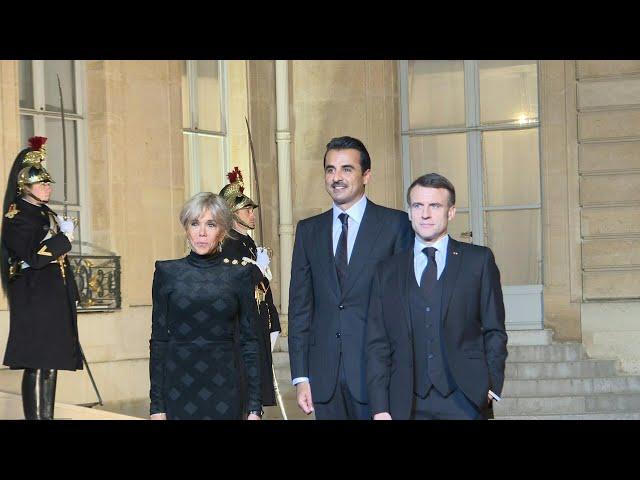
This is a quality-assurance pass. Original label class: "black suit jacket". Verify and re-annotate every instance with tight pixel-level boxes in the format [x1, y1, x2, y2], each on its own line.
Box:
[288, 199, 413, 403]
[366, 237, 508, 419]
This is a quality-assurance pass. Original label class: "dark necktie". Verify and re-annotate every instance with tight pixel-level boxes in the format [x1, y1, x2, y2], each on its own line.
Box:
[420, 247, 437, 294]
[335, 213, 349, 290]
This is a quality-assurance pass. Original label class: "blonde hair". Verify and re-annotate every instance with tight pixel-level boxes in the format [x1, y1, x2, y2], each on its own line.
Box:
[179, 192, 232, 239]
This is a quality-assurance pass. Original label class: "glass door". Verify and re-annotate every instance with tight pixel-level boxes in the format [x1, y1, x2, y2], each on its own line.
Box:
[401, 60, 543, 330]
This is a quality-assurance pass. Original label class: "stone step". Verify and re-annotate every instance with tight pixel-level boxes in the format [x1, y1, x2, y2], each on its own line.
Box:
[273, 367, 293, 386]
[273, 336, 288, 353]
[495, 412, 640, 420]
[493, 392, 640, 416]
[505, 359, 618, 379]
[507, 343, 585, 363]
[503, 376, 640, 397]
[272, 352, 291, 369]
[586, 393, 640, 412]
[507, 329, 553, 346]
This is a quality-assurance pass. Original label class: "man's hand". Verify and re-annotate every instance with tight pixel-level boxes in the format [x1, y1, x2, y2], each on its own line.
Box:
[373, 412, 392, 420]
[296, 381, 314, 415]
[247, 413, 262, 420]
[150, 413, 167, 420]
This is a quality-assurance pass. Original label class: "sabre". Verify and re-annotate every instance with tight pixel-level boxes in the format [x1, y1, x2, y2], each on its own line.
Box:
[245, 117, 288, 420]
[57, 74, 103, 407]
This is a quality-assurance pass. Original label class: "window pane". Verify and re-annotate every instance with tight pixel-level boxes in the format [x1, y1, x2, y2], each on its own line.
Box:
[408, 60, 465, 129]
[196, 61, 222, 132]
[45, 118, 79, 205]
[479, 60, 538, 125]
[44, 60, 76, 113]
[409, 133, 468, 208]
[448, 212, 471, 244]
[198, 136, 224, 193]
[19, 60, 34, 109]
[20, 115, 34, 148]
[181, 61, 191, 128]
[482, 129, 540, 207]
[485, 209, 541, 285]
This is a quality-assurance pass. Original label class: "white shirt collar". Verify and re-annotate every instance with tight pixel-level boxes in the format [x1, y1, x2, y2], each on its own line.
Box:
[414, 233, 449, 256]
[332, 194, 368, 225]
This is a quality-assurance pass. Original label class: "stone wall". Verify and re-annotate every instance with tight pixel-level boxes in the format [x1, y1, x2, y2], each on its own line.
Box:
[573, 61, 640, 372]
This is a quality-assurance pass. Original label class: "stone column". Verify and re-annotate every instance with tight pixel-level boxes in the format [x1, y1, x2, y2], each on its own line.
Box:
[276, 60, 293, 335]
[0, 61, 20, 312]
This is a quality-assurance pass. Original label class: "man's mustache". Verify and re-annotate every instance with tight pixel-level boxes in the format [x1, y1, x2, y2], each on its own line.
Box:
[331, 182, 347, 188]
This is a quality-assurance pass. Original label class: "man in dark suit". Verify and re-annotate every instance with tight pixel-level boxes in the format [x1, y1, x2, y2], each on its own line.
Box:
[366, 173, 508, 420]
[288, 136, 413, 420]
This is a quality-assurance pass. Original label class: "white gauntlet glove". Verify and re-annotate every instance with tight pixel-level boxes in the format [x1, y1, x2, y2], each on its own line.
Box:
[242, 247, 273, 281]
[56, 215, 75, 242]
[270, 331, 280, 352]
[255, 247, 273, 281]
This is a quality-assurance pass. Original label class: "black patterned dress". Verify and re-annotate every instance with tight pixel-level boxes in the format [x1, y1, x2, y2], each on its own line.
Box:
[149, 250, 261, 420]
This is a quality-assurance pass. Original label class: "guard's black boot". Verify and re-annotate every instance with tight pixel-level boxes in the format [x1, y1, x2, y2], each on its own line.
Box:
[21, 369, 58, 419]
[39, 369, 57, 420]
[21, 368, 39, 420]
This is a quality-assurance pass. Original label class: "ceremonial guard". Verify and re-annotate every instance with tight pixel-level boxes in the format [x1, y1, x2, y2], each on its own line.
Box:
[220, 167, 281, 408]
[1, 136, 81, 420]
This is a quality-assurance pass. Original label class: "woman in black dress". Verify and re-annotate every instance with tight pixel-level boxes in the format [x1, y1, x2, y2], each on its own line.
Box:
[149, 192, 262, 420]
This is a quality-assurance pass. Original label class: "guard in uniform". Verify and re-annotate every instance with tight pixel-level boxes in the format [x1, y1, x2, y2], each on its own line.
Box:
[1, 136, 81, 420]
[220, 167, 281, 407]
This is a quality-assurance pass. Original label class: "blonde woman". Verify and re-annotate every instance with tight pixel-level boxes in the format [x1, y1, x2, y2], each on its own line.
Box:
[149, 192, 262, 420]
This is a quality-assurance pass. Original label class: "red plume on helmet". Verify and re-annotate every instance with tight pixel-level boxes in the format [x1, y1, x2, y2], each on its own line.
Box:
[227, 167, 244, 193]
[28, 136, 47, 152]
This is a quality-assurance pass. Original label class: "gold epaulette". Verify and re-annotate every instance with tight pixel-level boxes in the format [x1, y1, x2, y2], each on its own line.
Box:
[4, 203, 19, 219]
[223, 258, 248, 266]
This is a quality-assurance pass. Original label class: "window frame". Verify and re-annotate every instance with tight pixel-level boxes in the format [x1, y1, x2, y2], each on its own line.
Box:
[400, 60, 542, 245]
[18, 60, 90, 253]
[182, 60, 230, 196]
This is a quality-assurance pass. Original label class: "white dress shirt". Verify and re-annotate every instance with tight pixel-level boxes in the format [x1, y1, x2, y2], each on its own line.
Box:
[413, 234, 449, 286]
[332, 194, 368, 263]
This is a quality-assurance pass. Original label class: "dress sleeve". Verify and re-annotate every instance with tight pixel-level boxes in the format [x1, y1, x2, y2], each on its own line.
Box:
[237, 266, 262, 412]
[149, 262, 170, 415]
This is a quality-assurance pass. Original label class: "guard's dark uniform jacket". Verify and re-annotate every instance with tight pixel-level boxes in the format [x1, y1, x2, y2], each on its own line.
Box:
[2, 198, 82, 371]
[223, 230, 280, 406]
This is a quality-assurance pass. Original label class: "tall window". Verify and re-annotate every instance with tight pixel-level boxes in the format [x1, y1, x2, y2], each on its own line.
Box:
[181, 61, 228, 196]
[19, 60, 86, 253]
[401, 60, 542, 329]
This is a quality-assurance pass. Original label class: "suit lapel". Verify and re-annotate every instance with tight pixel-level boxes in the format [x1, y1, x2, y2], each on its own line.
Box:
[440, 237, 463, 323]
[318, 209, 340, 300]
[340, 201, 384, 299]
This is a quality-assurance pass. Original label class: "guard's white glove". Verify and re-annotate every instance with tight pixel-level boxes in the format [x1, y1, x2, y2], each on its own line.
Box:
[56, 215, 75, 242]
[255, 247, 272, 281]
[270, 331, 280, 352]
[56, 215, 75, 233]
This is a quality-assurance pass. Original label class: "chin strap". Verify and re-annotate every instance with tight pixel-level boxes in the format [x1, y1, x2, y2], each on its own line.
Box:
[24, 191, 48, 204]
[233, 213, 254, 231]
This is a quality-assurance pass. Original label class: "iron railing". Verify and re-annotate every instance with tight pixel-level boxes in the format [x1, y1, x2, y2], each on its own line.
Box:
[68, 254, 121, 312]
